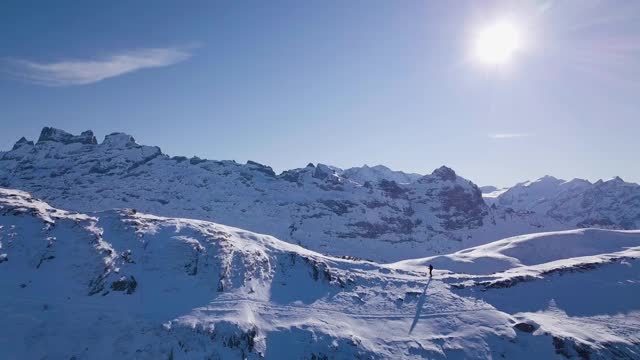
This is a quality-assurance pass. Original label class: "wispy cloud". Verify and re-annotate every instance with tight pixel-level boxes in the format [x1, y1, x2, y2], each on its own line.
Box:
[2, 47, 193, 86]
[488, 133, 531, 139]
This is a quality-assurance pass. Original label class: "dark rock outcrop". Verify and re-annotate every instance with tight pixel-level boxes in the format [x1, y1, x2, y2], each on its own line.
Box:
[430, 166, 457, 182]
[378, 179, 408, 199]
[12, 137, 34, 150]
[514, 322, 536, 333]
[438, 184, 486, 230]
[37, 127, 97, 145]
[111, 275, 138, 294]
[102, 132, 137, 148]
[246, 160, 276, 177]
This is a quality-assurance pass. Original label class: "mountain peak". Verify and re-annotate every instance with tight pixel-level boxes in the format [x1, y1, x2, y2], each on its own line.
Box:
[593, 176, 625, 186]
[11, 136, 34, 150]
[313, 163, 338, 180]
[102, 132, 137, 148]
[370, 164, 391, 171]
[606, 176, 625, 184]
[535, 175, 562, 183]
[37, 127, 97, 145]
[431, 165, 457, 181]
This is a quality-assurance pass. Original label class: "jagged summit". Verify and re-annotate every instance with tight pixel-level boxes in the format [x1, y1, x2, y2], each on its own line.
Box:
[246, 160, 276, 177]
[606, 176, 625, 184]
[11, 136, 34, 150]
[312, 163, 339, 180]
[561, 178, 591, 186]
[430, 165, 457, 181]
[26, 127, 143, 149]
[537, 174, 560, 181]
[415, 165, 458, 184]
[37, 127, 97, 145]
[102, 132, 138, 148]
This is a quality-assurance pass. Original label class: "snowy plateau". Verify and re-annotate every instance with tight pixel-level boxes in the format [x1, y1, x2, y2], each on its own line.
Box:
[0, 127, 639, 359]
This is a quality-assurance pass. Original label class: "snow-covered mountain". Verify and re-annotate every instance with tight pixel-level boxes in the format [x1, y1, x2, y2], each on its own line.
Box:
[340, 165, 422, 185]
[2, 188, 639, 359]
[0, 127, 557, 261]
[496, 175, 640, 229]
[496, 176, 587, 211]
[1, 127, 638, 261]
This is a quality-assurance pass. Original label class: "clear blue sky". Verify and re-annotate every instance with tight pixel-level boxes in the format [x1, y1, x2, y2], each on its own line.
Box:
[1, 0, 639, 187]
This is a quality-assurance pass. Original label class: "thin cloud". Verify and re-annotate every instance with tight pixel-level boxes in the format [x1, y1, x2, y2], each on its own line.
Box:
[2, 47, 193, 86]
[488, 133, 531, 139]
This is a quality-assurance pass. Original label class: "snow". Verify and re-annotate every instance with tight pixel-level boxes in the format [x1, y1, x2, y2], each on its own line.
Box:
[2, 128, 568, 262]
[2, 128, 639, 263]
[341, 164, 422, 185]
[101, 132, 138, 148]
[481, 188, 509, 203]
[394, 228, 640, 274]
[1, 188, 639, 359]
[1, 128, 640, 358]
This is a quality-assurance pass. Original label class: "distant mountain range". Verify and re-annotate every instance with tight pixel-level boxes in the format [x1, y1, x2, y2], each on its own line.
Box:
[1, 127, 639, 261]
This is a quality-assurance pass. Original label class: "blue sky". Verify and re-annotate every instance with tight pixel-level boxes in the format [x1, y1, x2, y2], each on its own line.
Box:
[1, 0, 639, 187]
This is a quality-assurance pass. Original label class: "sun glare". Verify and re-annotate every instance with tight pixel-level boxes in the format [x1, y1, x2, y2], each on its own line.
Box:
[474, 21, 521, 65]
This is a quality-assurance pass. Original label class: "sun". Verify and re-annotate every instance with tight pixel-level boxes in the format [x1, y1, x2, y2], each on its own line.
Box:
[473, 21, 521, 65]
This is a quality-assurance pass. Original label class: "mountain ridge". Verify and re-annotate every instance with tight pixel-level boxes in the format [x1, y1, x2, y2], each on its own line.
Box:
[1, 127, 639, 261]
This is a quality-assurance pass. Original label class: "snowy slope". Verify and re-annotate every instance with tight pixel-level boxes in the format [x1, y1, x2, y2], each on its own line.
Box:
[496, 175, 640, 229]
[393, 228, 640, 358]
[496, 176, 591, 212]
[480, 186, 509, 205]
[0, 127, 560, 262]
[2, 188, 639, 359]
[395, 228, 640, 275]
[497, 176, 566, 207]
[341, 165, 422, 185]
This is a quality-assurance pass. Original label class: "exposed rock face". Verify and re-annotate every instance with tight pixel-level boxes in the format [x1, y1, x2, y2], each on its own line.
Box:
[312, 164, 338, 181]
[102, 132, 137, 148]
[429, 165, 457, 182]
[378, 179, 408, 199]
[514, 322, 536, 333]
[437, 184, 485, 230]
[37, 127, 97, 145]
[246, 160, 276, 177]
[111, 275, 138, 294]
[12, 137, 34, 150]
